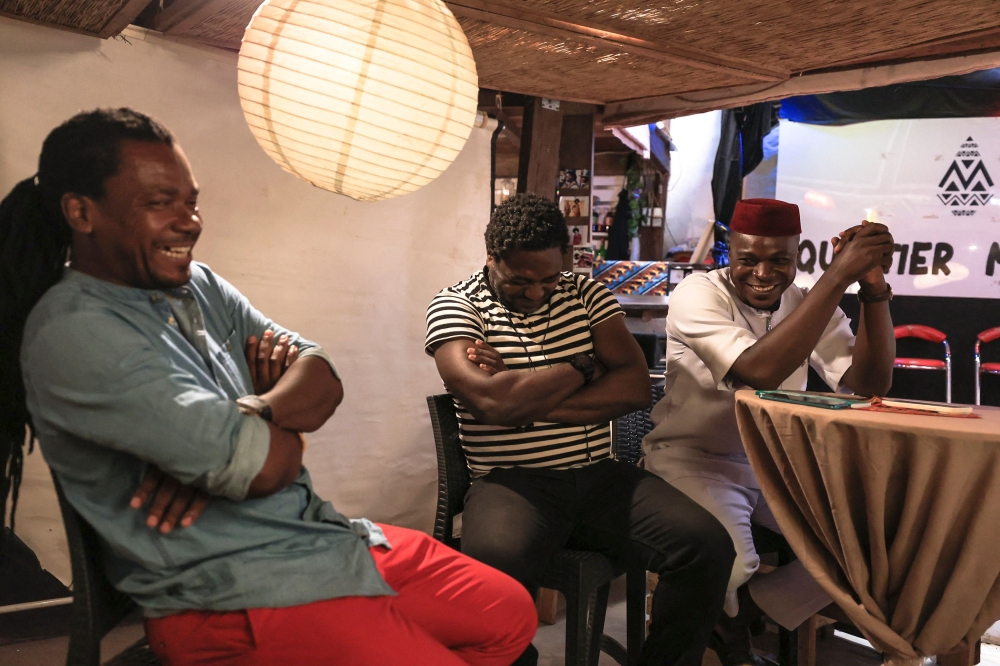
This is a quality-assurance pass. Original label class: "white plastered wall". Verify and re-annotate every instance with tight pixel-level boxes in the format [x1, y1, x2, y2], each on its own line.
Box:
[0, 16, 491, 585]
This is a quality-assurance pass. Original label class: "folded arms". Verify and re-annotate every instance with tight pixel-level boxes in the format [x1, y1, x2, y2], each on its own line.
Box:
[430, 313, 651, 428]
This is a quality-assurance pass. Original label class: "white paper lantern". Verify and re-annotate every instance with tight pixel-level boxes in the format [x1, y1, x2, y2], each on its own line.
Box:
[237, 0, 479, 201]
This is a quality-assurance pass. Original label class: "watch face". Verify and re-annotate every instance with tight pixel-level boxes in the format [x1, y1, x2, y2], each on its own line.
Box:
[571, 354, 595, 382]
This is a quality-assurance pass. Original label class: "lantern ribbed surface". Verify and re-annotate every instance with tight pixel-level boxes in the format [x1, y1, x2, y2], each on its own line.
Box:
[238, 0, 479, 201]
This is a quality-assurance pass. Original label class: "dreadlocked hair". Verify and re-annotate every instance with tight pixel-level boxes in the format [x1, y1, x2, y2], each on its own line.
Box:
[485, 193, 569, 261]
[0, 108, 173, 536]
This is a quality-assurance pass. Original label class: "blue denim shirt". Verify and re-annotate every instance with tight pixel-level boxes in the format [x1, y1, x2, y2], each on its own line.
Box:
[21, 263, 394, 616]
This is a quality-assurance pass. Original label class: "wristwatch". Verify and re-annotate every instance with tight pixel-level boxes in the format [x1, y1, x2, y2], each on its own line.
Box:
[857, 282, 893, 303]
[236, 395, 273, 422]
[569, 353, 596, 384]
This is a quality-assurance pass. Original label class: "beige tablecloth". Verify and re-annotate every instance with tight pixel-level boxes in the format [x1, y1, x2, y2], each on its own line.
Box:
[734, 391, 1000, 660]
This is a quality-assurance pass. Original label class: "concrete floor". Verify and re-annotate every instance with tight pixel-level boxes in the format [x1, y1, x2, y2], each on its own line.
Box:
[3, 577, 1000, 665]
[533, 576, 1000, 666]
[0, 618, 144, 666]
[533, 576, 885, 666]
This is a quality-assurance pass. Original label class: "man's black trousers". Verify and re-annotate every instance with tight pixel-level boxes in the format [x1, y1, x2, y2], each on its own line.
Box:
[461, 459, 735, 666]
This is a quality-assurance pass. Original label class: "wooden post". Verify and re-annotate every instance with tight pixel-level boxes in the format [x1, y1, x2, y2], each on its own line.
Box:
[797, 615, 820, 666]
[517, 96, 563, 199]
[558, 104, 595, 272]
[536, 588, 560, 625]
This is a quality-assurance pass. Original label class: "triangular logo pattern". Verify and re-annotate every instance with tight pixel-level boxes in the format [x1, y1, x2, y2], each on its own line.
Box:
[938, 137, 993, 216]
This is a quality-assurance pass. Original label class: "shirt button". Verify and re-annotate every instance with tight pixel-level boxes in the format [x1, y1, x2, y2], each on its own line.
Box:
[150, 294, 162, 303]
[167, 316, 177, 326]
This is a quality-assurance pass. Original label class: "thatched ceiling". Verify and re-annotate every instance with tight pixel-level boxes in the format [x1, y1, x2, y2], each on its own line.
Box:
[5, 0, 1000, 111]
[0, 0, 151, 37]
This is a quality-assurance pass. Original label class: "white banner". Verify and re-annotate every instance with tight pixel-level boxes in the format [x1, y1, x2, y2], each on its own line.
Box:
[776, 118, 1000, 299]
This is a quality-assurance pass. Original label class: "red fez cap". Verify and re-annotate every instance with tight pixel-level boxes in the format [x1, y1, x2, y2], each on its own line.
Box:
[730, 199, 801, 236]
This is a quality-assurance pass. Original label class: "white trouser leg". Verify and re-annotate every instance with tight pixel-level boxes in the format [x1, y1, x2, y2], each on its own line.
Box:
[746, 495, 831, 631]
[665, 476, 759, 619]
[665, 475, 831, 629]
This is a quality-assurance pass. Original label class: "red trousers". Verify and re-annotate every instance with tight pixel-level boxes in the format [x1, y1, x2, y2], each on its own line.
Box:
[145, 524, 537, 665]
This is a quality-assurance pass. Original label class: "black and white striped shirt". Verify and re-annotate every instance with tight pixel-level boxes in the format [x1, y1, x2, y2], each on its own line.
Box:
[425, 269, 624, 476]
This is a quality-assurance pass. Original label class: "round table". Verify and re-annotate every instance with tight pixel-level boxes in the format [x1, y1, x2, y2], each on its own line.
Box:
[734, 390, 1000, 663]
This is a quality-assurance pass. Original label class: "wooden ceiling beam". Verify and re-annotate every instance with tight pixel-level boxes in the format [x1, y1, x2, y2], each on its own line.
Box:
[478, 88, 528, 110]
[153, 0, 247, 38]
[500, 126, 521, 147]
[812, 24, 1000, 72]
[153, 0, 200, 32]
[98, 0, 154, 38]
[496, 109, 521, 147]
[446, 0, 788, 83]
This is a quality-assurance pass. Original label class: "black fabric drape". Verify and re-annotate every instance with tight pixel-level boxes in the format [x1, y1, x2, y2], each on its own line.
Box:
[605, 188, 633, 260]
[739, 104, 774, 177]
[780, 68, 1000, 125]
[710, 102, 776, 226]
[711, 110, 742, 227]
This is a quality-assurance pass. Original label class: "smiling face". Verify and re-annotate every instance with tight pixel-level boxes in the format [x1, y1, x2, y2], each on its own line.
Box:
[66, 140, 202, 290]
[486, 247, 565, 314]
[729, 232, 799, 310]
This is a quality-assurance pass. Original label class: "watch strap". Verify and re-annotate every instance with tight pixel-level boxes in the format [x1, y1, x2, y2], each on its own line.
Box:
[858, 283, 893, 303]
[236, 395, 273, 421]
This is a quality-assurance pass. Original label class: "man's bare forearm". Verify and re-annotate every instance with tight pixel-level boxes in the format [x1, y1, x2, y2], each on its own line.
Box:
[543, 368, 651, 425]
[451, 363, 585, 426]
[843, 300, 895, 396]
[260, 356, 343, 432]
[246, 422, 304, 498]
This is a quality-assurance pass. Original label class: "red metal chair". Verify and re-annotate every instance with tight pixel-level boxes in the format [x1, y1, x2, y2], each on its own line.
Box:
[893, 325, 952, 403]
[975, 326, 1000, 405]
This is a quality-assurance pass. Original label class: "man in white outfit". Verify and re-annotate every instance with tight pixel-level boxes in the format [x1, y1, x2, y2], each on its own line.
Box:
[643, 199, 896, 666]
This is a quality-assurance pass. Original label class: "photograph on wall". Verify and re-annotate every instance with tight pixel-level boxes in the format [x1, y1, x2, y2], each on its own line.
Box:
[494, 178, 517, 207]
[559, 168, 591, 190]
[568, 223, 588, 246]
[560, 195, 589, 219]
[573, 245, 595, 270]
[592, 204, 614, 233]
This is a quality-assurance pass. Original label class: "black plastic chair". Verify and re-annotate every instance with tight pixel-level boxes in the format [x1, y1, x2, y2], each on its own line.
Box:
[428, 394, 648, 666]
[51, 474, 160, 666]
[610, 382, 665, 465]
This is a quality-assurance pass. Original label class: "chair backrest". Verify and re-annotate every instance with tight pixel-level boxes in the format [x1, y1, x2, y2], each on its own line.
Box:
[894, 324, 947, 344]
[427, 395, 471, 548]
[631, 333, 664, 369]
[978, 327, 1000, 345]
[427, 384, 666, 546]
[427, 385, 663, 548]
[51, 474, 137, 666]
[612, 383, 665, 465]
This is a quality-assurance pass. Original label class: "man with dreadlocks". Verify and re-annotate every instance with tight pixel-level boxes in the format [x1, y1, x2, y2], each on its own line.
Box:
[3, 108, 536, 665]
[424, 193, 736, 666]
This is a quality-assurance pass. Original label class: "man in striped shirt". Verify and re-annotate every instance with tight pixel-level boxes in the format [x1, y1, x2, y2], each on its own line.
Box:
[425, 194, 735, 666]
